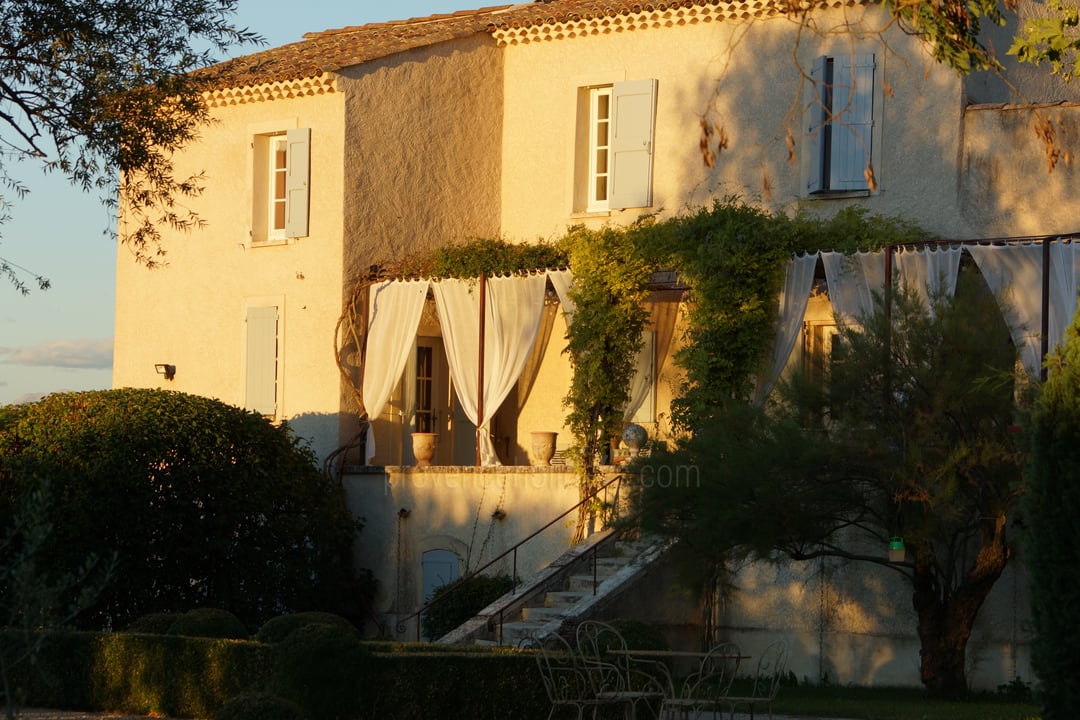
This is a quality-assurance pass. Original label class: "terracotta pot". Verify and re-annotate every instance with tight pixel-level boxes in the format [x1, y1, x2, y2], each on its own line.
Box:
[529, 431, 558, 466]
[411, 432, 438, 467]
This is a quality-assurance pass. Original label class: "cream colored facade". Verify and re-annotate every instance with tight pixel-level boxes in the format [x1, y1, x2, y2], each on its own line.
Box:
[112, 0, 1077, 690]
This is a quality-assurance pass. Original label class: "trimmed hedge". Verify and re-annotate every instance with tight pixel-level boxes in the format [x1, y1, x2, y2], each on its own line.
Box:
[255, 611, 359, 644]
[8, 629, 548, 719]
[167, 608, 250, 639]
[5, 629, 272, 718]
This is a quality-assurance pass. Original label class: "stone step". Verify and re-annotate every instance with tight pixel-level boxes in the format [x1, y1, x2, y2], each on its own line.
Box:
[497, 620, 548, 647]
[545, 590, 588, 607]
[520, 605, 567, 622]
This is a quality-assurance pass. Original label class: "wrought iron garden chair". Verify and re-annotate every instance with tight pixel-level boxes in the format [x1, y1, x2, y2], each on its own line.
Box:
[534, 632, 628, 720]
[722, 639, 788, 720]
[659, 641, 742, 720]
[574, 620, 669, 720]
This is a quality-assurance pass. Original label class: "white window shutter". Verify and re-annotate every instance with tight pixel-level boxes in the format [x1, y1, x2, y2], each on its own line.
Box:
[830, 54, 874, 191]
[285, 128, 310, 238]
[246, 306, 279, 416]
[609, 79, 657, 210]
[807, 56, 829, 194]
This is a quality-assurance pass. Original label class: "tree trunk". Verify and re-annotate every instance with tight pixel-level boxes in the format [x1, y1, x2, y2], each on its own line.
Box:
[912, 514, 1011, 696]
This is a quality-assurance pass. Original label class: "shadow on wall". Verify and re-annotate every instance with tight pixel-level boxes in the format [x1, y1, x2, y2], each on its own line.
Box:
[284, 410, 353, 469]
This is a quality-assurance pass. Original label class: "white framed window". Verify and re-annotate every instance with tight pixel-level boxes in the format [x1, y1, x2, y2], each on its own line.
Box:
[251, 128, 310, 244]
[578, 79, 658, 213]
[245, 305, 280, 417]
[807, 54, 876, 195]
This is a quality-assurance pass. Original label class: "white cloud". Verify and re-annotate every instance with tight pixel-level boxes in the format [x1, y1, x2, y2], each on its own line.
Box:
[0, 338, 113, 369]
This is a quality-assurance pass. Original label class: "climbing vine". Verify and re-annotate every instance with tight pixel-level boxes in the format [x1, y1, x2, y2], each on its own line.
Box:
[333, 202, 931, 488]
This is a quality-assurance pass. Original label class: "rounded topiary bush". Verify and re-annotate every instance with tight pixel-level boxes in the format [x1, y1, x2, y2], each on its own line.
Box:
[167, 608, 249, 639]
[271, 623, 370, 720]
[124, 612, 181, 634]
[217, 692, 307, 720]
[256, 611, 359, 644]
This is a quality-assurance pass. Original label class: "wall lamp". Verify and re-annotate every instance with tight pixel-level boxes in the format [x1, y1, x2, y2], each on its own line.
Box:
[154, 363, 176, 381]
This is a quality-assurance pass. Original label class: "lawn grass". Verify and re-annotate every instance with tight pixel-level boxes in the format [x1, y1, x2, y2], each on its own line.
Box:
[770, 685, 1041, 720]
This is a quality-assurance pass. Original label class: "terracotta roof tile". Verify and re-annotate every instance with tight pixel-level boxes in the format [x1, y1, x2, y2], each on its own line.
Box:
[200, 0, 831, 91]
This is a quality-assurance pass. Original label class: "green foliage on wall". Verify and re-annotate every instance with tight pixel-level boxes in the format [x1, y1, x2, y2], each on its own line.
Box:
[399, 237, 570, 278]
[560, 222, 654, 487]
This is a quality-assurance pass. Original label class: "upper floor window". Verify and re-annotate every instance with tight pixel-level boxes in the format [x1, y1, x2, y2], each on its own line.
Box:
[807, 54, 876, 195]
[576, 79, 658, 213]
[251, 128, 310, 244]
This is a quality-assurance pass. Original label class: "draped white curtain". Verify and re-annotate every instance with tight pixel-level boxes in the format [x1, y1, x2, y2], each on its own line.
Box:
[1049, 241, 1080, 355]
[755, 253, 819, 404]
[967, 243, 1045, 377]
[547, 269, 576, 321]
[431, 274, 548, 466]
[969, 241, 1080, 377]
[362, 279, 430, 463]
[894, 245, 963, 315]
[821, 250, 883, 323]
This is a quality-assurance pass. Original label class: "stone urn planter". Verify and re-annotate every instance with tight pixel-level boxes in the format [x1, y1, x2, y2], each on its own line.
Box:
[411, 432, 438, 467]
[529, 431, 558, 466]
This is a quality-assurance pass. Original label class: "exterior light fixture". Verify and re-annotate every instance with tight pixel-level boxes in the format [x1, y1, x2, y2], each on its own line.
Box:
[154, 363, 176, 381]
[888, 536, 906, 563]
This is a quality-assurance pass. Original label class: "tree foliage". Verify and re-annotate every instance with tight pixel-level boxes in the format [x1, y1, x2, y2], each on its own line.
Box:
[634, 268, 1025, 696]
[0, 389, 371, 631]
[1023, 310, 1080, 719]
[0, 0, 259, 289]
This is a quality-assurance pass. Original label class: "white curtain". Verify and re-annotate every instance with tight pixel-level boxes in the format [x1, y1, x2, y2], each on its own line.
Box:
[755, 253, 819, 404]
[822, 250, 885, 323]
[432, 274, 548, 465]
[894, 245, 963, 314]
[361, 279, 430, 463]
[1049, 240, 1080, 355]
[967, 243, 1045, 377]
[547, 269, 576, 322]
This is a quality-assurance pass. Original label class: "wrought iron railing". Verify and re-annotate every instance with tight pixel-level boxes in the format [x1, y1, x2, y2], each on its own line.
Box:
[396, 472, 627, 642]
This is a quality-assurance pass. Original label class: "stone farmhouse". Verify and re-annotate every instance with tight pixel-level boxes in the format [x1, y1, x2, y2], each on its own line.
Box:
[112, 0, 1080, 689]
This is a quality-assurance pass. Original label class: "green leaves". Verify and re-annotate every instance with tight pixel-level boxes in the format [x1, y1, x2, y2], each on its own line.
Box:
[1010, 0, 1080, 81]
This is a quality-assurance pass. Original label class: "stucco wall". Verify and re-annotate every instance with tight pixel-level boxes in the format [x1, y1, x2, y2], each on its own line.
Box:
[344, 465, 588, 639]
[961, 102, 1080, 237]
[113, 90, 347, 460]
[339, 33, 503, 277]
[720, 545, 1031, 690]
[498, 5, 973, 242]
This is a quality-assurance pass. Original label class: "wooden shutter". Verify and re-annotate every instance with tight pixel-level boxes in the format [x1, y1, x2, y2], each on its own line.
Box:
[609, 79, 657, 210]
[285, 128, 310, 238]
[245, 306, 279, 416]
[830, 54, 874, 191]
[806, 56, 829, 194]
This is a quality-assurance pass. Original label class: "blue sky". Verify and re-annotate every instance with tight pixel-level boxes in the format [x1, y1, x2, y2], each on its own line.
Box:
[0, 0, 474, 405]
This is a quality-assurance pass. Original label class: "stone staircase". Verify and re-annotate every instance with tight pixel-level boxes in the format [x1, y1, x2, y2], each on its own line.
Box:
[437, 529, 670, 646]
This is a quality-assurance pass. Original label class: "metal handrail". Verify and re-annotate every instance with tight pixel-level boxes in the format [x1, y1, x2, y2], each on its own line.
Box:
[397, 472, 626, 641]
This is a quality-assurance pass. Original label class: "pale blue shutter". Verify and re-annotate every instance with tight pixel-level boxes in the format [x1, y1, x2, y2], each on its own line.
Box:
[830, 54, 874, 191]
[609, 79, 657, 210]
[246, 306, 279, 416]
[807, 56, 829, 194]
[285, 128, 310, 238]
